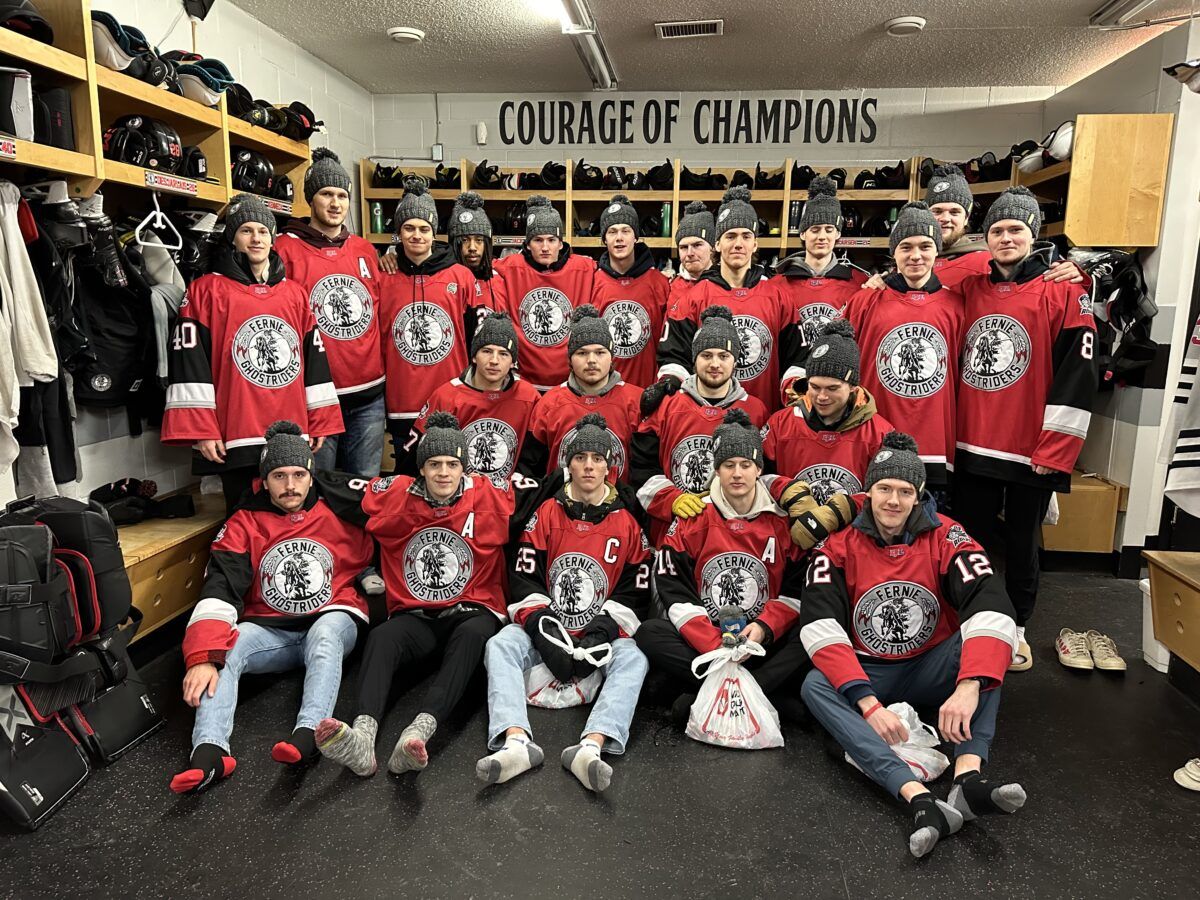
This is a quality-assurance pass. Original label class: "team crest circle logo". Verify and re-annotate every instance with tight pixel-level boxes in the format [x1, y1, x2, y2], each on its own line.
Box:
[603, 301, 651, 358]
[464, 418, 518, 487]
[458, 211, 474, 224]
[878, 323, 948, 399]
[557, 425, 626, 476]
[311, 274, 372, 341]
[393, 303, 454, 365]
[519, 287, 572, 347]
[548, 553, 609, 629]
[733, 315, 772, 380]
[233, 316, 302, 388]
[799, 303, 839, 345]
[798, 464, 862, 504]
[671, 434, 715, 493]
[963, 315, 1031, 391]
[853, 580, 941, 656]
[403, 528, 474, 602]
[700, 552, 769, 619]
[259, 539, 333, 615]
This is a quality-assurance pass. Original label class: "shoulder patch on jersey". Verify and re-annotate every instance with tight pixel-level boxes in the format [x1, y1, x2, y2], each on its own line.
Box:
[524, 511, 538, 532]
[666, 518, 680, 537]
[371, 475, 398, 493]
[946, 523, 971, 547]
[213, 523, 227, 543]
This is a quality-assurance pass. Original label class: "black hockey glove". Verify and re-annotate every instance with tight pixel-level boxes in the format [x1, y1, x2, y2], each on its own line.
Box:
[572, 613, 620, 677]
[524, 609, 577, 682]
[640, 375, 682, 418]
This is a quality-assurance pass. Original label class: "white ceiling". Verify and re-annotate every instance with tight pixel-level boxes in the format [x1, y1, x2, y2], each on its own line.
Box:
[230, 0, 1191, 93]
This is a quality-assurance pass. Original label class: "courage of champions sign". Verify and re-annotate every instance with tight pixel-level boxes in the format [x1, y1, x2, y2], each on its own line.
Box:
[498, 96, 880, 147]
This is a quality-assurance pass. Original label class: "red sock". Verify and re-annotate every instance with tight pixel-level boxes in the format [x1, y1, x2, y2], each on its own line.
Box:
[170, 744, 236, 794]
[271, 727, 316, 766]
[271, 742, 302, 764]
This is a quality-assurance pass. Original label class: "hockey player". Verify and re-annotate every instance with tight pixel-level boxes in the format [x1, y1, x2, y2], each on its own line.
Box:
[316, 413, 545, 777]
[667, 200, 716, 320]
[518, 306, 641, 482]
[162, 194, 342, 512]
[635, 409, 808, 718]
[275, 150, 386, 477]
[799, 432, 1025, 858]
[169, 422, 373, 794]
[590, 194, 669, 388]
[400, 312, 540, 487]
[656, 186, 795, 414]
[762, 320, 892, 503]
[477, 414, 651, 792]
[955, 187, 1098, 671]
[841, 202, 964, 491]
[632, 306, 768, 542]
[379, 179, 481, 450]
[494, 195, 596, 391]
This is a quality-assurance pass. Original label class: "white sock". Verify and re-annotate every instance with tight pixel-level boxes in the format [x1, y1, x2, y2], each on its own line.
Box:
[1016, 625, 1026, 645]
[475, 734, 544, 785]
[561, 738, 611, 793]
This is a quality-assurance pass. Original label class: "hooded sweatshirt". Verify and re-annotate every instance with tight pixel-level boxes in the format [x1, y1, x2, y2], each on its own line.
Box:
[590, 243, 670, 388]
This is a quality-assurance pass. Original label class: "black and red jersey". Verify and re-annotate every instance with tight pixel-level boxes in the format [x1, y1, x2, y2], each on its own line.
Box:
[274, 231, 385, 402]
[590, 246, 669, 389]
[800, 502, 1017, 697]
[494, 247, 597, 391]
[656, 498, 804, 654]
[519, 378, 642, 482]
[182, 487, 373, 669]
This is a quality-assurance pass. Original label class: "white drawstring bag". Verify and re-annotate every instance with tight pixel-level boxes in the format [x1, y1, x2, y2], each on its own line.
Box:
[523, 615, 610, 709]
[845, 702, 950, 782]
[686, 641, 783, 750]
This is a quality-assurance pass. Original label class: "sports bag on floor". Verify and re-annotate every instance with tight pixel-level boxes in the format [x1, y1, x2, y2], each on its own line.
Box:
[686, 641, 783, 751]
[66, 660, 162, 763]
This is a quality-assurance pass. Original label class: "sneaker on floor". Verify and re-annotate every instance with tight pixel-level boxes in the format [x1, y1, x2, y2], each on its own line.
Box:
[1085, 630, 1126, 672]
[1055, 628, 1093, 670]
[1174, 759, 1200, 791]
[669, 693, 696, 728]
[1009, 639, 1034, 672]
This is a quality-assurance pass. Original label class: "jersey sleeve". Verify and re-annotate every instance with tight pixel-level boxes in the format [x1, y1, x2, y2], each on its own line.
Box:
[799, 542, 873, 701]
[1032, 286, 1098, 474]
[516, 395, 552, 478]
[756, 552, 805, 640]
[183, 513, 253, 669]
[162, 299, 220, 444]
[314, 470, 370, 528]
[657, 522, 721, 653]
[508, 501, 552, 624]
[302, 310, 343, 437]
[632, 417, 678, 524]
[605, 523, 651, 636]
[657, 288, 698, 383]
[938, 525, 1018, 688]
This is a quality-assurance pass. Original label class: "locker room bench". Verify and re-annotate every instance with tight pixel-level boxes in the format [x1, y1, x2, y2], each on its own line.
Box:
[118, 489, 226, 643]
[1142, 551, 1200, 673]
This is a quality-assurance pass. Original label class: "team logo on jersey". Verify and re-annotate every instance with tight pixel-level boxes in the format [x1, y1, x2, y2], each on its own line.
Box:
[962, 315, 1031, 391]
[446, 282, 458, 295]
[798, 303, 839, 345]
[310, 273, 372, 341]
[557, 425, 626, 476]
[603, 301, 652, 358]
[403, 528, 474, 602]
[392, 303, 454, 365]
[371, 475, 397, 493]
[548, 552, 609, 629]
[853, 580, 941, 656]
[232, 316, 302, 388]
[523, 512, 538, 532]
[1077, 293, 1092, 318]
[671, 434, 715, 493]
[519, 287, 572, 346]
[259, 539, 334, 615]
[946, 523, 971, 547]
[877, 322, 948, 399]
[700, 552, 769, 620]
[464, 418, 518, 487]
[732, 315, 772, 380]
[797, 464, 861, 504]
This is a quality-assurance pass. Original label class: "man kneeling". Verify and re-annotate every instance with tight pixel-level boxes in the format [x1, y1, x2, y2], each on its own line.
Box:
[171, 422, 373, 793]
[799, 431, 1025, 858]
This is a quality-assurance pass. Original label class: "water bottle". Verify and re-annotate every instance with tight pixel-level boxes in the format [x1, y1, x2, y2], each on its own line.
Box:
[370, 201, 384, 234]
[718, 603, 748, 646]
[661, 201, 672, 237]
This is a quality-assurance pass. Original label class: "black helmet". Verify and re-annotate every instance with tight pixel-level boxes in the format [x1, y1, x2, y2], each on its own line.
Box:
[432, 163, 461, 189]
[755, 164, 784, 190]
[229, 145, 274, 194]
[873, 160, 908, 189]
[731, 169, 753, 189]
[541, 160, 566, 189]
[602, 165, 628, 191]
[826, 167, 847, 189]
[853, 169, 877, 190]
[472, 159, 503, 190]
[791, 163, 815, 190]
[272, 174, 294, 203]
[841, 206, 861, 237]
[102, 114, 183, 173]
[179, 145, 210, 181]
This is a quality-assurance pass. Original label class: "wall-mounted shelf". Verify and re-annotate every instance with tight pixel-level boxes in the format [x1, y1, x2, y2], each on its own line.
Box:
[0, 26, 87, 80]
[95, 66, 222, 128]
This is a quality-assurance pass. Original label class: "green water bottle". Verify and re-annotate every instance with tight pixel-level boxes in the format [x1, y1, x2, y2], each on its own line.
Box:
[661, 201, 671, 238]
[371, 202, 384, 234]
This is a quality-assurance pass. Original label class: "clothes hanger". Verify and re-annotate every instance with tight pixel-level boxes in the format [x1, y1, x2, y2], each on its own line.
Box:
[134, 191, 183, 251]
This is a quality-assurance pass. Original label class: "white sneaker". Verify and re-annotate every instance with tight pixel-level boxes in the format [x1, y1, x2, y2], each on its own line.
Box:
[1173, 759, 1200, 792]
[1085, 630, 1127, 671]
[1055, 628, 1093, 670]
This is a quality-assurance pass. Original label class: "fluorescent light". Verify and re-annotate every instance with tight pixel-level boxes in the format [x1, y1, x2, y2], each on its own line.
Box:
[1090, 1, 1161, 26]
[559, 0, 596, 35]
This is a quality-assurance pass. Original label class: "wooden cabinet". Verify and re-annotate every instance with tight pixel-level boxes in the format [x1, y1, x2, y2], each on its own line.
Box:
[1142, 551, 1200, 672]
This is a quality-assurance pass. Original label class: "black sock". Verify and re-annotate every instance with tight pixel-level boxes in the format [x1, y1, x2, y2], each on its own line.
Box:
[950, 770, 1027, 818]
[271, 727, 318, 765]
[290, 727, 316, 758]
[909, 794, 951, 836]
[171, 742, 236, 794]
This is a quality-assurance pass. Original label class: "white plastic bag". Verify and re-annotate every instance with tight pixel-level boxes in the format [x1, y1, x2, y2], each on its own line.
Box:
[845, 701, 950, 782]
[523, 615, 611, 709]
[685, 642, 783, 750]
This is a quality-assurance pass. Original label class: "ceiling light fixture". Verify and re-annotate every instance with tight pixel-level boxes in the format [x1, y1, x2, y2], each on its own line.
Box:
[1089, 1, 1161, 26]
[556, 0, 619, 91]
[884, 16, 927, 37]
[386, 26, 425, 44]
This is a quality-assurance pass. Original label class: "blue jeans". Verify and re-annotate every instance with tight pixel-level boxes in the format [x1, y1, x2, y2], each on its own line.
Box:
[192, 612, 358, 752]
[801, 634, 1001, 799]
[314, 393, 386, 477]
[483, 623, 649, 755]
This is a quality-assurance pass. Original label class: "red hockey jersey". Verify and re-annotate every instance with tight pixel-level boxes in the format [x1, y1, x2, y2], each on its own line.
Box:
[933, 249, 992, 289]
[494, 248, 597, 391]
[274, 232, 385, 400]
[762, 390, 893, 503]
[590, 247, 669, 389]
[777, 265, 867, 348]
[841, 277, 965, 484]
[182, 489, 373, 669]
[405, 370, 541, 488]
[162, 269, 343, 473]
[522, 378, 642, 481]
[380, 246, 481, 420]
[957, 258, 1097, 491]
[800, 504, 1017, 695]
[657, 498, 804, 653]
[666, 272, 706, 320]
[509, 488, 651, 638]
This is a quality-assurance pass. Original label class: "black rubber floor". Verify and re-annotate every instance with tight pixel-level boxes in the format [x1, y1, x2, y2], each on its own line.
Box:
[5, 570, 1198, 899]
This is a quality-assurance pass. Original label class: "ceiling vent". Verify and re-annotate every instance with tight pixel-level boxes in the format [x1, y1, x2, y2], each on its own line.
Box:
[655, 19, 724, 40]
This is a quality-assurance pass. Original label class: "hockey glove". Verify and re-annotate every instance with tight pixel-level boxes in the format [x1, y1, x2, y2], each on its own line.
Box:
[524, 609, 577, 682]
[672, 492, 707, 518]
[788, 490, 857, 550]
[640, 375, 682, 418]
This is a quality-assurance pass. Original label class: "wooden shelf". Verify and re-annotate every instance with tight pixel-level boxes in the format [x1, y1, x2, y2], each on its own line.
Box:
[95, 66, 221, 128]
[679, 190, 784, 202]
[572, 190, 675, 202]
[573, 236, 675, 248]
[1042, 221, 1065, 237]
[363, 188, 460, 201]
[471, 189, 567, 201]
[0, 27, 87, 80]
[227, 115, 311, 160]
[970, 179, 1012, 195]
[366, 232, 399, 244]
[1017, 158, 1072, 188]
[837, 189, 910, 201]
[103, 159, 228, 204]
[0, 138, 96, 178]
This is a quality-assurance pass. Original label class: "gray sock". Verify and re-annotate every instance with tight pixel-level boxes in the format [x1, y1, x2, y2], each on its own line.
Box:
[561, 739, 612, 793]
[908, 796, 964, 858]
[388, 713, 437, 775]
[315, 714, 378, 777]
[949, 771, 1028, 821]
[475, 734, 544, 785]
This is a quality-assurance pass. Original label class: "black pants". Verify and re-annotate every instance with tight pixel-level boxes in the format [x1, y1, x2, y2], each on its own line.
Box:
[356, 608, 500, 722]
[953, 470, 1052, 627]
[219, 468, 256, 516]
[634, 618, 811, 696]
